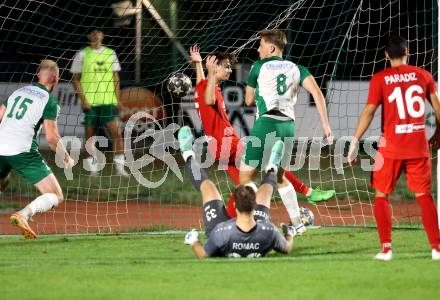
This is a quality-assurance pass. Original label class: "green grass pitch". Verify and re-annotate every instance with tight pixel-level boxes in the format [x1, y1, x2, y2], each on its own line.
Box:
[1, 228, 438, 300]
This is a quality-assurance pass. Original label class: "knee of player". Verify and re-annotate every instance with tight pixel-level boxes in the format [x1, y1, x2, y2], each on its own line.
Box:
[201, 180, 221, 203]
[54, 190, 64, 204]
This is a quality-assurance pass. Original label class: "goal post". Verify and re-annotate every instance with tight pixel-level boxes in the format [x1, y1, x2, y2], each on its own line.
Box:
[0, 0, 437, 235]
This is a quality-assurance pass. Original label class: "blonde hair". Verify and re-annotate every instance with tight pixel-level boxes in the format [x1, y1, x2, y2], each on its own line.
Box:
[38, 59, 59, 74]
[259, 29, 287, 51]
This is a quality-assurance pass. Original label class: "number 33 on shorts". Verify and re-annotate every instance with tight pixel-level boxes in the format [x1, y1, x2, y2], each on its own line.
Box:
[205, 208, 217, 222]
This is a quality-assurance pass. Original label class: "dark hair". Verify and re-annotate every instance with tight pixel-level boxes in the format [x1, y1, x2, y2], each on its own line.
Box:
[385, 35, 408, 59]
[259, 29, 287, 51]
[210, 51, 237, 65]
[233, 185, 256, 213]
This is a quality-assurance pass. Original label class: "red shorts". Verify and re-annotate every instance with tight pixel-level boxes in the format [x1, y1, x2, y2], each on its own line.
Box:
[371, 156, 431, 195]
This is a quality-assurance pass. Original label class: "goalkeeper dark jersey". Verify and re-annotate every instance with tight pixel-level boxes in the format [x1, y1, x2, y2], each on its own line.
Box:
[203, 219, 288, 258]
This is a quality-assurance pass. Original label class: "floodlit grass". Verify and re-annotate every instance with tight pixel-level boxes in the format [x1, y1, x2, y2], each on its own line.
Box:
[0, 228, 438, 300]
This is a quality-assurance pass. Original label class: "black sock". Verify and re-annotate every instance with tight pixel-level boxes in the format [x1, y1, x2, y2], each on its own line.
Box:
[185, 156, 208, 191]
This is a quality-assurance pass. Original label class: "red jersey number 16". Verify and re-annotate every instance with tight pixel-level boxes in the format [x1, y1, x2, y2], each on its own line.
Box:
[388, 84, 425, 119]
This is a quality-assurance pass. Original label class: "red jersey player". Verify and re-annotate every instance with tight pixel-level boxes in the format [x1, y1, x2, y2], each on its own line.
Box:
[189, 45, 335, 220]
[348, 35, 440, 261]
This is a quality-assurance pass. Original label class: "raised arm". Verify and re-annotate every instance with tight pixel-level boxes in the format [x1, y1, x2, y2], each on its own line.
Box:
[204, 55, 218, 105]
[302, 75, 332, 140]
[190, 45, 205, 85]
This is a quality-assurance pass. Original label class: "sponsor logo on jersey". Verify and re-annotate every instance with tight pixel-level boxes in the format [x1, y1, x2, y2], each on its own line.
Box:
[395, 123, 425, 134]
[265, 62, 293, 70]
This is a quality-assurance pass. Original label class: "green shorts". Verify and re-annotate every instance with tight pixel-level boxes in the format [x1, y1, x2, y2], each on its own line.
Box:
[83, 105, 119, 127]
[0, 151, 52, 184]
[243, 116, 295, 169]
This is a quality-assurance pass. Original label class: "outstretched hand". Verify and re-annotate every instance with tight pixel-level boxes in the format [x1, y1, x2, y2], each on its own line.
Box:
[64, 156, 75, 169]
[184, 229, 199, 245]
[281, 223, 296, 238]
[205, 55, 218, 74]
[323, 124, 334, 145]
[347, 138, 358, 166]
[190, 44, 202, 63]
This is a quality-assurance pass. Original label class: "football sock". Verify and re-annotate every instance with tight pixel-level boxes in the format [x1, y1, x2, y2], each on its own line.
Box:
[373, 197, 392, 248]
[284, 171, 309, 196]
[278, 182, 301, 226]
[226, 166, 240, 217]
[185, 156, 207, 191]
[415, 194, 440, 250]
[19, 193, 59, 221]
[226, 194, 237, 218]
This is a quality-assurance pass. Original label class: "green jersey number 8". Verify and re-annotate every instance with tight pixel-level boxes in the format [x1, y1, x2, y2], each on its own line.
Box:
[277, 74, 287, 95]
[6, 96, 34, 120]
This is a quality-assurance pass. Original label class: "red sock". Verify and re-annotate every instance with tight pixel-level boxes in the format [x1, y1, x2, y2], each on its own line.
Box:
[284, 171, 309, 195]
[226, 194, 237, 218]
[374, 197, 392, 251]
[226, 166, 240, 218]
[415, 194, 440, 250]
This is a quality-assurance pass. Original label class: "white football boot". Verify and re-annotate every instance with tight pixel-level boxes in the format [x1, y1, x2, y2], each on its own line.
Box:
[374, 250, 393, 261]
[432, 249, 440, 260]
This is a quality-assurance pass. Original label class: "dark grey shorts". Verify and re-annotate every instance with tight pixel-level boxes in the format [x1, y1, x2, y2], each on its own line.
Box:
[253, 204, 270, 222]
[203, 200, 229, 237]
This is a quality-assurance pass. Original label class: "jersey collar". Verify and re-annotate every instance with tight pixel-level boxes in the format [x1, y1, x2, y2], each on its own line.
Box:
[260, 56, 283, 63]
[236, 223, 258, 234]
[33, 82, 49, 92]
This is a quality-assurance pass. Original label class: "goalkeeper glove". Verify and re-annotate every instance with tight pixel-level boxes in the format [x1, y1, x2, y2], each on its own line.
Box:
[281, 223, 296, 238]
[184, 229, 199, 245]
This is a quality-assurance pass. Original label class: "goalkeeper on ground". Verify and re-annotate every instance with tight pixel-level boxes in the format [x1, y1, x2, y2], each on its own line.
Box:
[178, 126, 294, 258]
[189, 45, 334, 224]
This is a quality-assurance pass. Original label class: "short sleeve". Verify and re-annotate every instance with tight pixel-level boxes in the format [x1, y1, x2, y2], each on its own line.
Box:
[247, 61, 261, 88]
[272, 227, 288, 253]
[366, 74, 383, 106]
[203, 230, 225, 257]
[43, 96, 59, 121]
[112, 50, 121, 72]
[2, 98, 7, 107]
[70, 50, 84, 74]
[297, 65, 311, 85]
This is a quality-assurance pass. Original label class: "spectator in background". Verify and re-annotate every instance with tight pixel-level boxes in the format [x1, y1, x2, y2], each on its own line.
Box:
[70, 29, 128, 177]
